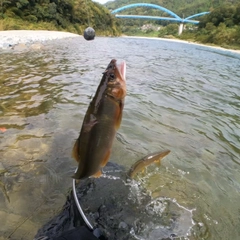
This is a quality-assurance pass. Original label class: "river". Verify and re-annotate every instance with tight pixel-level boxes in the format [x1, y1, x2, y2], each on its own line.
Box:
[0, 36, 240, 240]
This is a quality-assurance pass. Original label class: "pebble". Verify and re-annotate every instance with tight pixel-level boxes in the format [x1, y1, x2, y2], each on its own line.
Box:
[118, 221, 128, 229]
[0, 163, 7, 175]
[13, 43, 28, 51]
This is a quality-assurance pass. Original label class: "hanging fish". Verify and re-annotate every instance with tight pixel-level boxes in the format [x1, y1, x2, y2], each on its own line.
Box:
[72, 59, 126, 179]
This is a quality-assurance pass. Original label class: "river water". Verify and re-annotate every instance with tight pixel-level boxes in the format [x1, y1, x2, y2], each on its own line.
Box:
[0, 36, 240, 240]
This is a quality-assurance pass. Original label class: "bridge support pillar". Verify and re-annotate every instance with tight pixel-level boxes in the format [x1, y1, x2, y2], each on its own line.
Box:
[178, 23, 184, 35]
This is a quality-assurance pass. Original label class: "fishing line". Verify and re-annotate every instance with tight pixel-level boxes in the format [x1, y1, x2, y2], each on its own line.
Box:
[72, 168, 94, 230]
[83, 0, 95, 40]
[84, 0, 90, 27]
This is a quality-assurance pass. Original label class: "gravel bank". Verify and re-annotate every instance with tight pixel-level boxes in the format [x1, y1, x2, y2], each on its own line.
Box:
[123, 36, 240, 55]
[0, 30, 80, 49]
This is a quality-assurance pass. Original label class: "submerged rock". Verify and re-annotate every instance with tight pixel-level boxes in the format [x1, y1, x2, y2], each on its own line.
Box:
[35, 162, 194, 240]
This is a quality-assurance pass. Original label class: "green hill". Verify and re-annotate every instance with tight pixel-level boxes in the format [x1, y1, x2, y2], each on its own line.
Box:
[0, 0, 121, 36]
[106, 0, 240, 17]
[106, 0, 240, 49]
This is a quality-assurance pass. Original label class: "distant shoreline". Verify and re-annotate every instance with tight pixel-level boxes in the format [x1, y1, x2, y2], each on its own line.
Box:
[0, 30, 239, 55]
[122, 35, 240, 55]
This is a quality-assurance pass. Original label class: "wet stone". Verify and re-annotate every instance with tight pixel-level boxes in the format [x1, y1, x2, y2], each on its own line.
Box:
[35, 162, 194, 240]
[30, 43, 44, 50]
[13, 43, 28, 51]
[118, 221, 128, 229]
[0, 163, 7, 175]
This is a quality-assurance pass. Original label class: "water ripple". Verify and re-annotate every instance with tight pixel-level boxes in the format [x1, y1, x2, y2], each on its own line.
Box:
[0, 37, 240, 239]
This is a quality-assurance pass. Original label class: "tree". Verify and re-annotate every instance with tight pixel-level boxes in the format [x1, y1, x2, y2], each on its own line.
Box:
[0, 0, 11, 18]
[233, 3, 240, 24]
[16, 0, 29, 9]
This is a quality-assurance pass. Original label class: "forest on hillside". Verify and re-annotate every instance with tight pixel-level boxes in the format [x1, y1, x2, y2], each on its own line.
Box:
[180, 3, 240, 48]
[0, 0, 121, 35]
[106, 0, 240, 17]
[106, 0, 240, 49]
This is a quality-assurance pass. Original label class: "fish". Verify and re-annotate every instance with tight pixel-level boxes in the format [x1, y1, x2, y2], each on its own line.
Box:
[72, 59, 126, 179]
[127, 150, 171, 178]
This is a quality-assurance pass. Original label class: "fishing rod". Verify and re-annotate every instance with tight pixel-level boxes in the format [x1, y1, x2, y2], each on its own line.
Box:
[72, 168, 94, 230]
[72, 169, 107, 239]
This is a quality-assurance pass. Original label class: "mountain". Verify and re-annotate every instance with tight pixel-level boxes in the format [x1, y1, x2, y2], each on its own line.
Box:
[105, 0, 240, 49]
[0, 0, 121, 36]
[106, 0, 240, 17]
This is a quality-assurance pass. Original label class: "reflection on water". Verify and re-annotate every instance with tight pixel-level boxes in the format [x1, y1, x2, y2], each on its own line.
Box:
[0, 37, 240, 239]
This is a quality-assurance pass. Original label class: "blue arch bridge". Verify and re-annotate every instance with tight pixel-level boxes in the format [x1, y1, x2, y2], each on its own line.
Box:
[111, 3, 209, 35]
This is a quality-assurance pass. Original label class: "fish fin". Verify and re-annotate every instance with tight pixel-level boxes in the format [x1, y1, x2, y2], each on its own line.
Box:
[154, 158, 162, 164]
[153, 150, 171, 165]
[117, 61, 126, 80]
[72, 170, 81, 180]
[100, 150, 111, 167]
[92, 170, 102, 178]
[72, 139, 80, 163]
[154, 150, 171, 166]
[154, 160, 161, 167]
[156, 150, 171, 161]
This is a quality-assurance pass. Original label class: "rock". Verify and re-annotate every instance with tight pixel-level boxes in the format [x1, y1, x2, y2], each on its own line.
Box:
[119, 221, 128, 229]
[2, 43, 12, 49]
[30, 43, 44, 50]
[35, 162, 194, 240]
[83, 27, 95, 41]
[13, 43, 28, 51]
[0, 163, 7, 175]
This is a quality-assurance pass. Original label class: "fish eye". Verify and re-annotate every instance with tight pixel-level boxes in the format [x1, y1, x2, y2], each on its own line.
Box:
[109, 73, 115, 81]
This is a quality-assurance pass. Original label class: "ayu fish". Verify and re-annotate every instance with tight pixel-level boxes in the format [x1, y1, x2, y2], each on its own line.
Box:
[72, 59, 126, 179]
[127, 150, 171, 179]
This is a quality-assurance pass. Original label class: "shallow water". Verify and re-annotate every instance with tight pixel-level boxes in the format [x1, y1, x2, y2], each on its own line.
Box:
[0, 36, 240, 240]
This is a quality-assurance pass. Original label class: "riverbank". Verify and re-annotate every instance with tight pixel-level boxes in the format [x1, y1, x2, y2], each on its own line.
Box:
[0, 30, 80, 49]
[123, 35, 240, 55]
[1, 30, 240, 55]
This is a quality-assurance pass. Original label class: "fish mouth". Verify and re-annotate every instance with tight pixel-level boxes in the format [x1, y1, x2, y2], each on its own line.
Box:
[116, 60, 126, 81]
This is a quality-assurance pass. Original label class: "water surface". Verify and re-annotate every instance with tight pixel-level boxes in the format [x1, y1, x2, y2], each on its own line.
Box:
[0, 36, 240, 240]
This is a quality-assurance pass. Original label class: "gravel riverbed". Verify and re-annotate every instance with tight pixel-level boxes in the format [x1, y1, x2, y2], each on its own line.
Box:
[0, 30, 80, 49]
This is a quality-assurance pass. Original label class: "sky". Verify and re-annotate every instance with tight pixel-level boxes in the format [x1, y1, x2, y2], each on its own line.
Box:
[92, 0, 113, 5]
